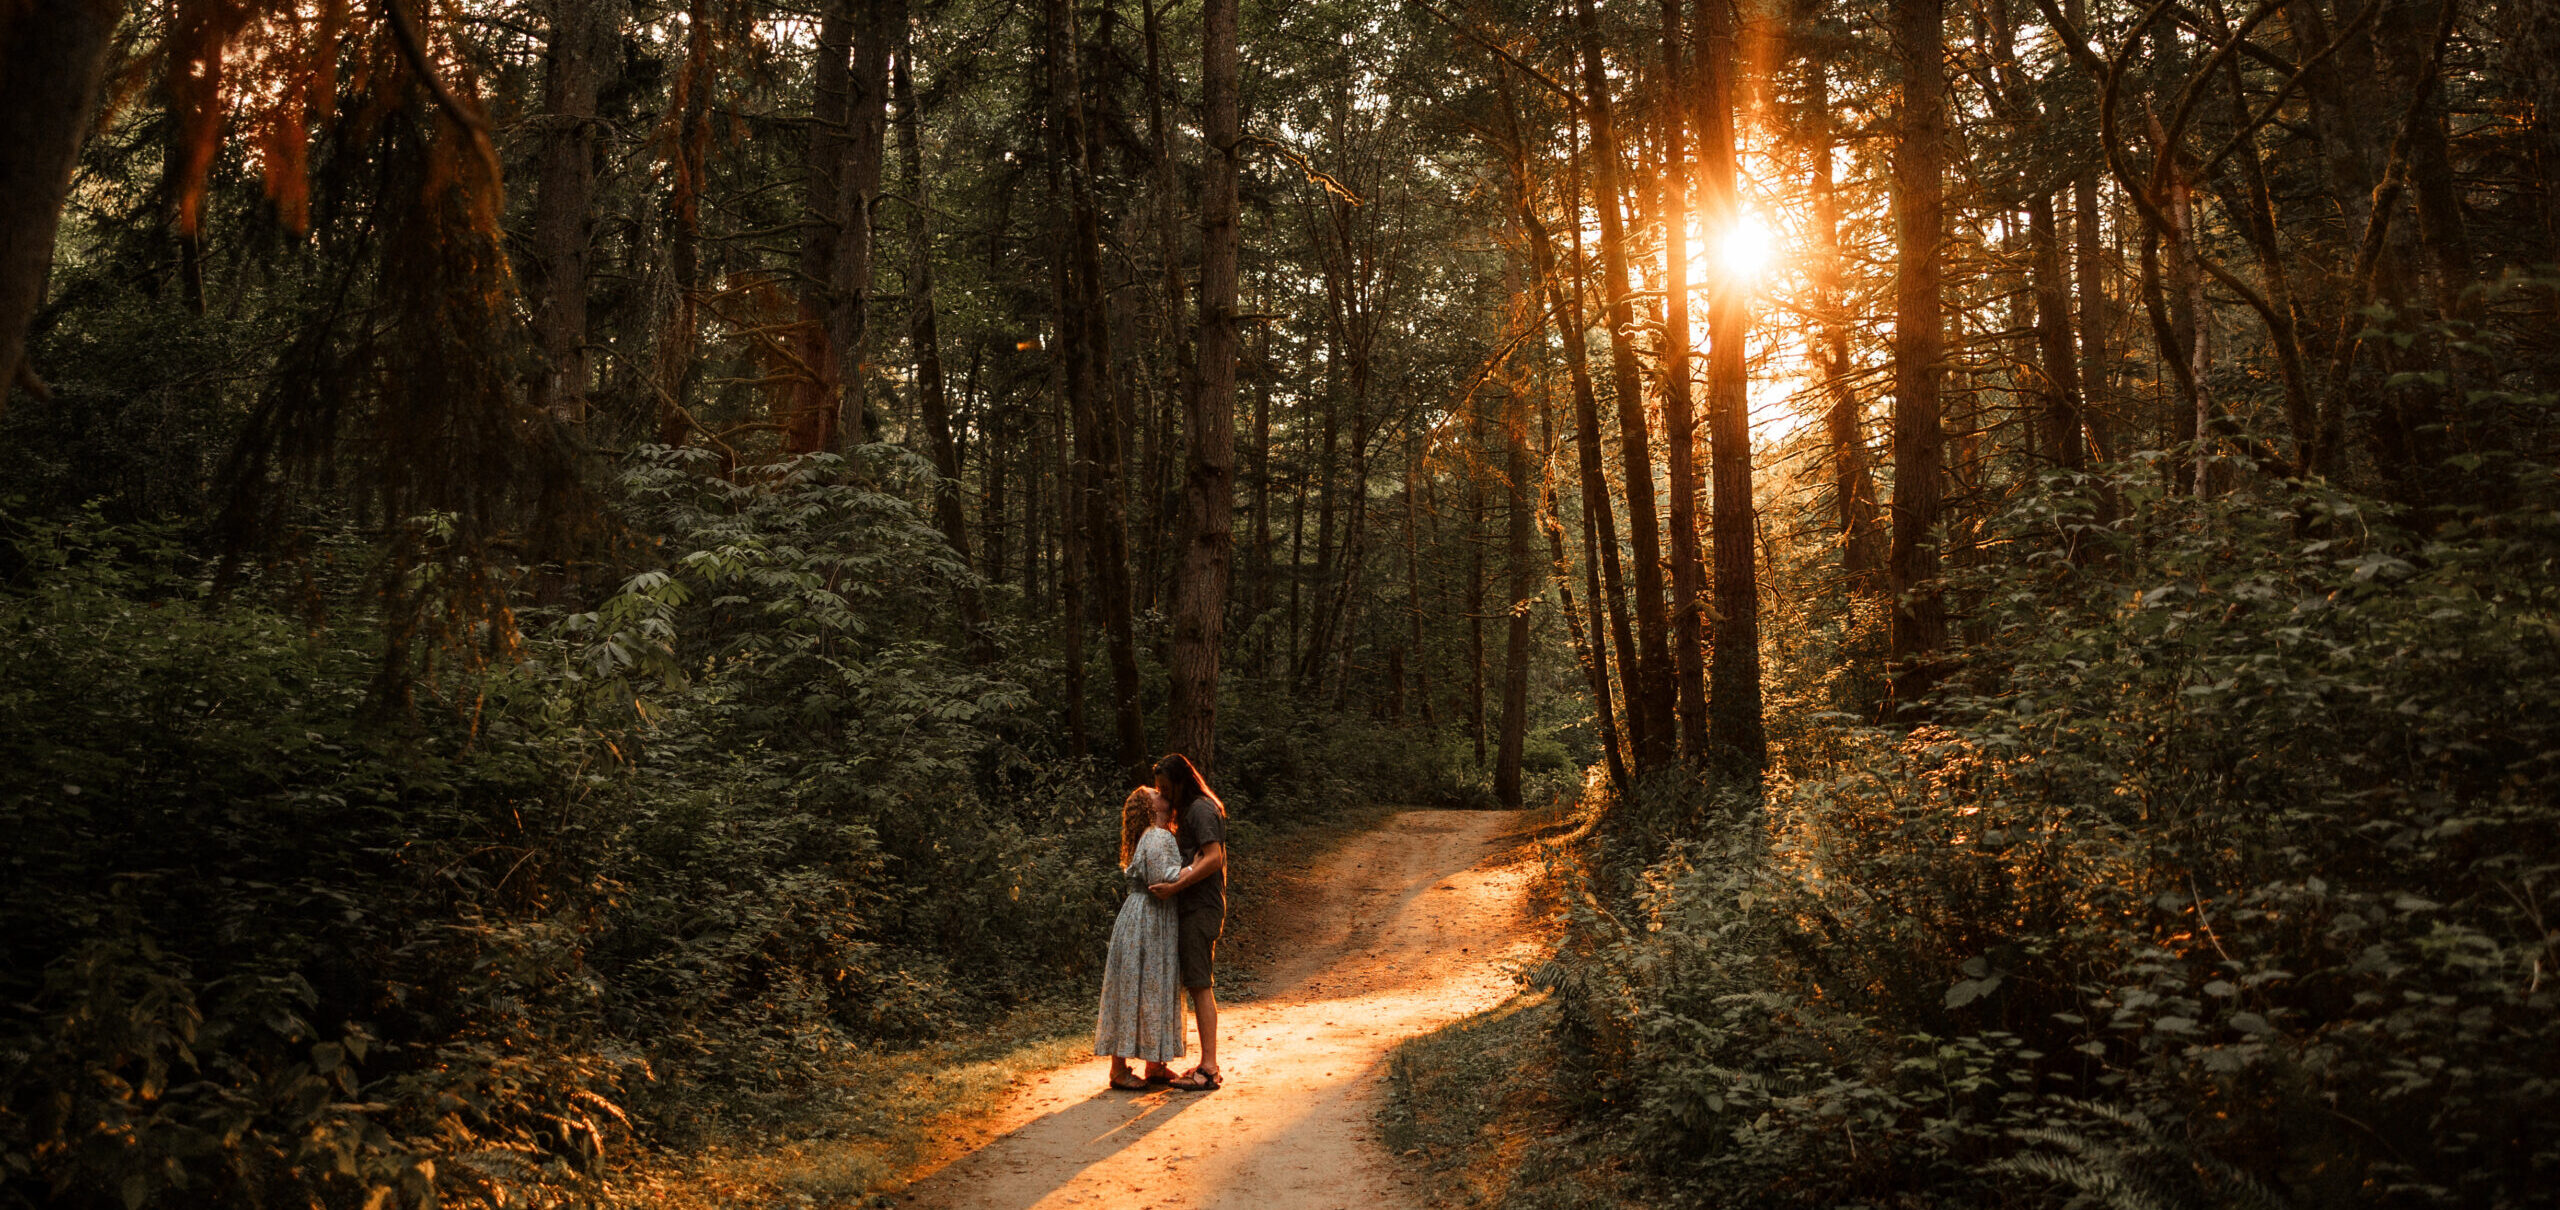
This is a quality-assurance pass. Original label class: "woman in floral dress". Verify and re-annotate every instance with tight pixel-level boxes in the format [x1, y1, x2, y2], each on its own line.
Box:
[1095, 786, 1186, 1089]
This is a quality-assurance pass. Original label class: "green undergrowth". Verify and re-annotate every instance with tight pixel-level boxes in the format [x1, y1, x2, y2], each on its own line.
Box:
[1381, 992, 1641, 1210]
[601, 997, 1092, 1207]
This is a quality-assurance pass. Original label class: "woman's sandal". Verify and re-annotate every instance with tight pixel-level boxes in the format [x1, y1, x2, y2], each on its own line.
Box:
[1109, 1072, 1152, 1091]
[1167, 1067, 1222, 1092]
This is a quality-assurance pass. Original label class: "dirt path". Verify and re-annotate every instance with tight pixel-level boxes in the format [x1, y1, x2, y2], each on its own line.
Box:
[891, 808, 1538, 1210]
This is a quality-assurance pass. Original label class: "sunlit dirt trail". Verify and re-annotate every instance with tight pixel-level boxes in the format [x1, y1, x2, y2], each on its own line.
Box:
[892, 809, 1537, 1210]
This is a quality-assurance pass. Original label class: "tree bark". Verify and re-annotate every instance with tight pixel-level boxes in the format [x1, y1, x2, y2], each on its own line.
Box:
[1657, 0, 1711, 763]
[528, 0, 616, 423]
[1575, 0, 1677, 771]
[786, 0, 855, 453]
[829, 0, 896, 451]
[1888, 0, 1950, 708]
[1169, 0, 1240, 772]
[1696, 0, 1764, 773]
[2027, 194, 2085, 470]
[0, 0, 120, 408]
[2072, 171, 2114, 460]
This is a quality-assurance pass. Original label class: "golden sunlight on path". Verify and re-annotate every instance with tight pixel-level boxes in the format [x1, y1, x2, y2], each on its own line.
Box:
[894, 809, 1537, 1210]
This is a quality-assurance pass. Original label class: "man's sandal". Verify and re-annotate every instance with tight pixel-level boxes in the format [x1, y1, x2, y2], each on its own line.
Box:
[1168, 1068, 1222, 1092]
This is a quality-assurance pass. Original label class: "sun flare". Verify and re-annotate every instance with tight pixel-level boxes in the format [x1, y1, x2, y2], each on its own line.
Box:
[1706, 211, 1779, 282]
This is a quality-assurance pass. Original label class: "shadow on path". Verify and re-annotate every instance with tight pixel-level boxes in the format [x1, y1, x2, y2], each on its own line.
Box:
[898, 1085, 1205, 1209]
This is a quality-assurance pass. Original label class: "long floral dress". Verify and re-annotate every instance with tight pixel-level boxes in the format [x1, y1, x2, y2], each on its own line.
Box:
[1094, 826, 1186, 1062]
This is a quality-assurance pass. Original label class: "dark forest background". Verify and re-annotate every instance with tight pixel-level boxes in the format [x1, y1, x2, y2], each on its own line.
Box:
[1, 0, 2556, 1203]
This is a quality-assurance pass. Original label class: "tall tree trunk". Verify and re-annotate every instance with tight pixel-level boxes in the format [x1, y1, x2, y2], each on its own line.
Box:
[1521, 155, 1644, 768]
[2071, 164, 2114, 461]
[1888, 0, 1950, 708]
[1467, 390, 1491, 763]
[1580, 487, 1634, 787]
[986, 406, 1010, 581]
[1657, 0, 1711, 762]
[2374, 0, 2470, 314]
[1251, 335, 1275, 677]
[895, 35, 992, 658]
[0, 0, 116, 407]
[1697, 0, 1764, 773]
[1170, 0, 1240, 771]
[2027, 193, 2085, 470]
[1047, 0, 1145, 778]
[1297, 312, 1342, 696]
[1054, 372, 1089, 758]
[1575, 0, 1677, 771]
[787, 0, 855, 453]
[1045, 0, 1087, 758]
[654, 0, 713, 445]
[1329, 350, 1373, 708]
[829, 0, 896, 451]
[1495, 375, 1538, 808]
[1287, 395, 1312, 679]
[1541, 391, 1630, 791]
[1404, 448, 1435, 727]
[528, 0, 616, 423]
[2154, 122, 2214, 497]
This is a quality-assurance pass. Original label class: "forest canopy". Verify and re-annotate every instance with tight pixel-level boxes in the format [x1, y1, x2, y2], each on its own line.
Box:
[1, 0, 2556, 1203]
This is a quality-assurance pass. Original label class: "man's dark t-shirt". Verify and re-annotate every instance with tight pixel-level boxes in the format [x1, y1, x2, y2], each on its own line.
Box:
[1174, 796, 1227, 915]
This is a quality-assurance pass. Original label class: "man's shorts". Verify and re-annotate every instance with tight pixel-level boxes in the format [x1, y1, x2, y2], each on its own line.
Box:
[1178, 907, 1223, 990]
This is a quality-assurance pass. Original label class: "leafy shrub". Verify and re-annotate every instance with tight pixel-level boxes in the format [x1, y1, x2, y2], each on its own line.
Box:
[0, 452, 1135, 1207]
[1549, 463, 2560, 1207]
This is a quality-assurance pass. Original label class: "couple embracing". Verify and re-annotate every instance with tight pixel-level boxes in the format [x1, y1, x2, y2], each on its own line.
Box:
[1094, 753, 1227, 1093]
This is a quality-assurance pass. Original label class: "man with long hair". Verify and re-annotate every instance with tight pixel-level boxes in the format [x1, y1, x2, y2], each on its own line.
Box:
[1144, 753, 1227, 1090]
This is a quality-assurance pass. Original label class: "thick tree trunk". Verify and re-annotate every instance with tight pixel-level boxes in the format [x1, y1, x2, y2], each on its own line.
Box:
[528, 0, 616, 423]
[828, 0, 896, 451]
[786, 0, 854, 453]
[0, 0, 120, 407]
[2072, 168, 2114, 461]
[1697, 0, 1764, 773]
[2027, 194, 2084, 470]
[1657, 0, 1711, 763]
[1169, 0, 1240, 772]
[1575, 0, 1677, 771]
[1888, 0, 1950, 708]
